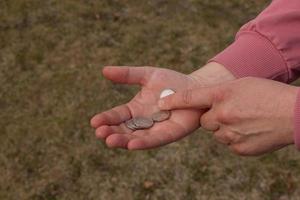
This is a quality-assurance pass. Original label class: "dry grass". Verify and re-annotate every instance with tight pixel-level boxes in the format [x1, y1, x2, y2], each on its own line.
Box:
[1, 0, 300, 199]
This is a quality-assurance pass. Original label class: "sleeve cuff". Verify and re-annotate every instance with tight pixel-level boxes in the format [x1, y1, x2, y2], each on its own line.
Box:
[209, 32, 289, 82]
[294, 89, 300, 150]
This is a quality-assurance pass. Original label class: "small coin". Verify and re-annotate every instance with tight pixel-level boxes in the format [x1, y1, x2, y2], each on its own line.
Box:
[132, 117, 154, 129]
[125, 119, 138, 130]
[152, 110, 171, 122]
[160, 89, 175, 99]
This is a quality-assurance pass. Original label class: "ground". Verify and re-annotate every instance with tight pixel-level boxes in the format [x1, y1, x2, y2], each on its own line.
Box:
[1, 0, 300, 199]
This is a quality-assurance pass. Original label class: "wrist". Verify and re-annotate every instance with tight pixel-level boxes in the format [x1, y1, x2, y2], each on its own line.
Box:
[189, 62, 236, 86]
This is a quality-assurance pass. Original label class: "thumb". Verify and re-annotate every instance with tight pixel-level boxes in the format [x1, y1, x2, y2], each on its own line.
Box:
[158, 87, 216, 110]
[102, 66, 153, 86]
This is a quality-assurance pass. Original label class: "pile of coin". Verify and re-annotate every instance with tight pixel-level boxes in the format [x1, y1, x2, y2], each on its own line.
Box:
[125, 89, 175, 131]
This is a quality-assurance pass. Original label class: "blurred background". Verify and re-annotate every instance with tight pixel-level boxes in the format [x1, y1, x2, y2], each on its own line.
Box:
[1, 0, 300, 199]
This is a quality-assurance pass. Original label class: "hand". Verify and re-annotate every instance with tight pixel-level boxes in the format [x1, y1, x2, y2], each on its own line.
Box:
[158, 77, 298, 156]
[90, 66, 203, 150]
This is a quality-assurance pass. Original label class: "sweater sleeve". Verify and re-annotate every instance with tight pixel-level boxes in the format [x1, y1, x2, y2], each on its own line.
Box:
[210, 0, 300, 83]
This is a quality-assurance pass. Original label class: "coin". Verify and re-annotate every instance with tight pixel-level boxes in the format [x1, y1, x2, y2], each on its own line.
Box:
[132, 117, 154, 129]
[160, 89, 175, 99]
[124, 88, 175, 131]
[151, 110, 171, 122]
[125, 119, 138, 130]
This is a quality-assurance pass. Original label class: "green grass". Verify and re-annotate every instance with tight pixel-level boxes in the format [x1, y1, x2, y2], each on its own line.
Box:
[1, 0, 300, 199]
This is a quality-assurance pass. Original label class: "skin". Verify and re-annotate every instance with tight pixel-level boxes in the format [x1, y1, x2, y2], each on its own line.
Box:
[90, 62, 235, 150]
[159, 77, 298, 156]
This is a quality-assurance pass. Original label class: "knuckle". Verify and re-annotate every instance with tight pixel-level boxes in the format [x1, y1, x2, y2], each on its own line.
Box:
[200, 116, 208, 128]
[200, 110, 219, 131]
[213, 86, 230, 102]
[225, 131, 241, 143]
[216, 107, 239, 124]
[222, 131, 233, 141]
[216, 108, 231, 123]
[230, 144, 248, 156]
[181, 89, 193, 105]
[214, 131, 231, 144]
[214, 88, 226, 103]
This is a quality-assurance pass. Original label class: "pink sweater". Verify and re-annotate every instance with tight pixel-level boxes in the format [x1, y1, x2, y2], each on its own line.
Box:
[210, 0, 300, 149]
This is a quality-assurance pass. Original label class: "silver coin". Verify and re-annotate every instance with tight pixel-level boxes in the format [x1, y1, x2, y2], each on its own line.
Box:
[152, 110, 171, 122]
[132, 117, 154, 129]
[160, 89, 175, 99]
[125, 119, 138, 130]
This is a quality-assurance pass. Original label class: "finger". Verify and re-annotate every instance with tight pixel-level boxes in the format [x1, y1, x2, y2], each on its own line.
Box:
[106, 133, 137, 149]
[102, 66, 153, 86]
[95, 125, 112, 139]
[200, 109, 220, 131]
[95, 124, 132, 139]
[127, 132, 173, 150]
[214, 129, 242, 145]
[127, 120, 188, 150]
[158, 87, 216, 110]
[90, 104, 132, 128]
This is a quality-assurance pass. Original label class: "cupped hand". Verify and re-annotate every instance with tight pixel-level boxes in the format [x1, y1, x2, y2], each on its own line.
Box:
[159, 77, 298, 156]
[90, 66, 204, 150]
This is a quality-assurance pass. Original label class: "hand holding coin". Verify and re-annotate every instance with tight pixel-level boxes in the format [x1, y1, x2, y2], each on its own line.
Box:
[90, 66, 202, 150]
[124, 89, 174, 131]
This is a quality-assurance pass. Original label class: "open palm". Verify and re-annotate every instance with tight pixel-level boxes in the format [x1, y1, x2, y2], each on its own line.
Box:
[90, 66, 203, 150]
